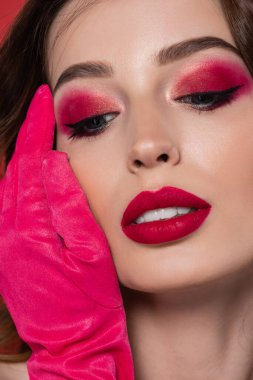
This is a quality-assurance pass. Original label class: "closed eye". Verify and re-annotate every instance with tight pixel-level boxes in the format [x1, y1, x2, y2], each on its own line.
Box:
[174, 85, 243, 111]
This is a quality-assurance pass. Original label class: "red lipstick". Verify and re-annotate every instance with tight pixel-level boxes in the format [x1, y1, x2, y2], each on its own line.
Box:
[121, 187, 211, 244]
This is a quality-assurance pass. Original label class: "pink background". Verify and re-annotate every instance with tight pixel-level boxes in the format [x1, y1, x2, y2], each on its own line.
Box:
[0, 0, 25, 41]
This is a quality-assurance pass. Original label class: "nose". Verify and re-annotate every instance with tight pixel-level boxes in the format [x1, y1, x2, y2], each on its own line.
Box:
[127, 99, 181, 174]
[128, 134, 180, 174]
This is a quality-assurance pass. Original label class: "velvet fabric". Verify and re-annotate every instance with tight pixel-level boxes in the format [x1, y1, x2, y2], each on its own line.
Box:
[0, 85, 134, 379]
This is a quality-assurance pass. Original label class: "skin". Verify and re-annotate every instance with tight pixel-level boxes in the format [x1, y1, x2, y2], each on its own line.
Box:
[0, 362, 29, 380]
[33, 0, 253, 378]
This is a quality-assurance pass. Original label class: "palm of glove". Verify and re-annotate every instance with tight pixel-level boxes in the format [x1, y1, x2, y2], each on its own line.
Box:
[0, 86, 134, 379]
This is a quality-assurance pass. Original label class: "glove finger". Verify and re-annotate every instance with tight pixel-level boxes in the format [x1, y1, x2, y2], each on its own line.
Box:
[14, 86, 56, 237]
[0, 85, 55, 216]
[42, 151, 123, 308]
[0, 159, 17, 217]
[19, 84, 55, 156]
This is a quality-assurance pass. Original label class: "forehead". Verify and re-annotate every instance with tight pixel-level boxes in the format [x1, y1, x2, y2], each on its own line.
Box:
[47, 0, 234, 87]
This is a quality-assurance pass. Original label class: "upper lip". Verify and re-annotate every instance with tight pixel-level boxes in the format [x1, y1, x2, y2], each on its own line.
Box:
[121, 186, 211, 226]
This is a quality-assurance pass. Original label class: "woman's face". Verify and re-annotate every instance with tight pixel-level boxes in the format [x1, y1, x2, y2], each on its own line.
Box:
[47, 0, 253, 292]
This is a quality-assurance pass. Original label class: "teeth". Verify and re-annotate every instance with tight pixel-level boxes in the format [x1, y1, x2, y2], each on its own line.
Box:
[134, 207, 194, 224]
[177, 207, 191, 215]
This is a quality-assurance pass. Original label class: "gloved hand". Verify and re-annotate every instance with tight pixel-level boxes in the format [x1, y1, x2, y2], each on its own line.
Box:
[0, 85, 134, 379]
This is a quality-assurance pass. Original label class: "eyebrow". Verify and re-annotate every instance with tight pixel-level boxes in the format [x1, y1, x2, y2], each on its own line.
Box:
[53, 36, 242, 94]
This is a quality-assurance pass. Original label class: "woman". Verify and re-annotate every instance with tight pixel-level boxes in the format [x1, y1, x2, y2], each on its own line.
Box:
[1, 0, 253, 378]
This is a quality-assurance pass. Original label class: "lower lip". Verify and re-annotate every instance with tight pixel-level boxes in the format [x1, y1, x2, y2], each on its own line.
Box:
[122, 208, 211, 244]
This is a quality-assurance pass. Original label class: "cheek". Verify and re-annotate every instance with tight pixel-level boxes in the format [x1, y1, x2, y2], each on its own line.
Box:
[56, 135, 123, 229]
[180, 94, 253, 173]
[68, 155, 106, 222]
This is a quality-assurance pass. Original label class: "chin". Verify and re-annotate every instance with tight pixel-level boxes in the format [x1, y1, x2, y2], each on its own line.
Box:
[116, 255, 248, 297]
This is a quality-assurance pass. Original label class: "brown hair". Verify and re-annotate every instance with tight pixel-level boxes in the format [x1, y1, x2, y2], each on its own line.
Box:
[0, 0, 253, 363]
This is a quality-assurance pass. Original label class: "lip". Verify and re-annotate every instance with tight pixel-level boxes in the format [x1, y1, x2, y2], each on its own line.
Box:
[121, 186, 211, 244]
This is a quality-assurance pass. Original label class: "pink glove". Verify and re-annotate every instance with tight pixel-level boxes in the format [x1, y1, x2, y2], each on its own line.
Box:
[0, 85, 134, 379]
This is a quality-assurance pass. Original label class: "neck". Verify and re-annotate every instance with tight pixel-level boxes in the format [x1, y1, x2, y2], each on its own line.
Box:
[121, 266, 253, 380]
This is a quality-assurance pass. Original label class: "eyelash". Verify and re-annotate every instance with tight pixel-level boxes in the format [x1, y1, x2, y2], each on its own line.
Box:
[65, 85, 243, 141]
[66, 112, 120, 141]
[174, 85, 242, 111]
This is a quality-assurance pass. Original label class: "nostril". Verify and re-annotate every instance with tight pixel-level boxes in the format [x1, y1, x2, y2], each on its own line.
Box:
[134, 159, 142, 167]
[157, 153, 169, 162]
